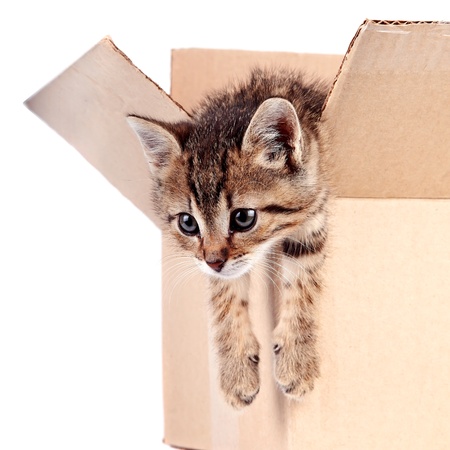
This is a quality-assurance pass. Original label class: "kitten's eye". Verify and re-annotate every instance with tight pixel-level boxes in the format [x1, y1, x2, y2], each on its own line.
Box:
[178, 213, 200, 236]
[230, 209, 257, 232]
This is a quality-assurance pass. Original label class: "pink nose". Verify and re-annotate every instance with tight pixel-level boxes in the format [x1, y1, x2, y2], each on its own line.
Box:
[206, 259, 226, 272]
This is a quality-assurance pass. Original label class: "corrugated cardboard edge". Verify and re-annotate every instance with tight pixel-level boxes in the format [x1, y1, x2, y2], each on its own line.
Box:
[104, 37, 191, 117]
[322, 20, 368, 112]
[323, 19, 448, 112]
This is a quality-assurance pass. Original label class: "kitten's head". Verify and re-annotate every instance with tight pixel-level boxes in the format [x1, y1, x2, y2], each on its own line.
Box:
[128, 96, 324, 279]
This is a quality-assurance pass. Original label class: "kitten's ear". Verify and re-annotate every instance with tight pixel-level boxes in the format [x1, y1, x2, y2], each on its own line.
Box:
[242, 98, 303, 170]
[127, 116, 182, 173]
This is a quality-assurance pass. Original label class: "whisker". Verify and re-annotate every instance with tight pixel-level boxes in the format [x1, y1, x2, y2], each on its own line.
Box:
[262, 255, 302, 284]
[253, 258, 285, 298]
[165, 266, 201, 308]
[249, 264, 271, 299]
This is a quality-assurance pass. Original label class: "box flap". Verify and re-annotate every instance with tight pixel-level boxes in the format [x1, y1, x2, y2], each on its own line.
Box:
[25, 37, 190, 225]
[323, 20, 450, 198]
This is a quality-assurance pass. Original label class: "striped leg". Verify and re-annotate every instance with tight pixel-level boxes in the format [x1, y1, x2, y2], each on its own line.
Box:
[273, 211, 327, 398]
[209, 275, 260, 409]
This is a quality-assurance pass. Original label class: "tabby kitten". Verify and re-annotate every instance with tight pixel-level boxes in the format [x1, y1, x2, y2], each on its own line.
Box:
[128, 68, 329, 409]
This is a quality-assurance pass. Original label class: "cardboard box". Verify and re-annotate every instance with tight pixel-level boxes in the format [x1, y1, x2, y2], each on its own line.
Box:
[26, 19, 450, 449]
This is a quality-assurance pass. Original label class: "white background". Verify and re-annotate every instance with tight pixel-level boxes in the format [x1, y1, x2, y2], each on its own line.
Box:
[1, 1, 448, 449]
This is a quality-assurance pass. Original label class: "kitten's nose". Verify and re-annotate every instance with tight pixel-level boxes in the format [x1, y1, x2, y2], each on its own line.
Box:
[206, 258, 226, 272]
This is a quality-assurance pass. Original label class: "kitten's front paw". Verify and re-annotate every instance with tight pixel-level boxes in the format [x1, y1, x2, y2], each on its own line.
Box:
[218, 339, 260, 409]
[273, 330, 319, 400]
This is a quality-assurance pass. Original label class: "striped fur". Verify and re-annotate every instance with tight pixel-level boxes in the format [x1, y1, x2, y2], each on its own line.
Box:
[128, 68, 330, 408]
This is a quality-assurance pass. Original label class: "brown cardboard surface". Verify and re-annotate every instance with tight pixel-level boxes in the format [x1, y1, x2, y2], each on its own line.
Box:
[161, 234, 211, 450]
[25, 19, 450, 450]
[25, 37, 189, 226]
[323, 20, 450, 198]
[292, 198, 450, 449]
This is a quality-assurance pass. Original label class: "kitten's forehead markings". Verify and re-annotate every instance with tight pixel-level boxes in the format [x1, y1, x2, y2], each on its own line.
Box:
[187, 144, 229, 216]
[260, 204, 303, 214]
[187, 154, 202, 209]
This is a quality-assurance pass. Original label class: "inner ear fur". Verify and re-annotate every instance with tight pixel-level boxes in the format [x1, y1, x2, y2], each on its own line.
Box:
[242, 97, 303, 169]
[127, 116, 184, 173]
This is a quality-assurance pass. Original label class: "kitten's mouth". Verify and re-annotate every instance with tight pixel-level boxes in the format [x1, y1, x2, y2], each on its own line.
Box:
[197, 259, 252, 279]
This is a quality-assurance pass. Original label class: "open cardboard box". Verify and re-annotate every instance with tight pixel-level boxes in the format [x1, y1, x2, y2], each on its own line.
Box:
[26, 19, 450, 449]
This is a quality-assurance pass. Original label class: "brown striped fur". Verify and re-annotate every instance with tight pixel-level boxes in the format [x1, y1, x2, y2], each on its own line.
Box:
[128, 68, 330, 409]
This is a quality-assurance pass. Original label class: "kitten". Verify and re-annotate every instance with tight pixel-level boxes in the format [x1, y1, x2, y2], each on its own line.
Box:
[128, 68, 329, 409]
